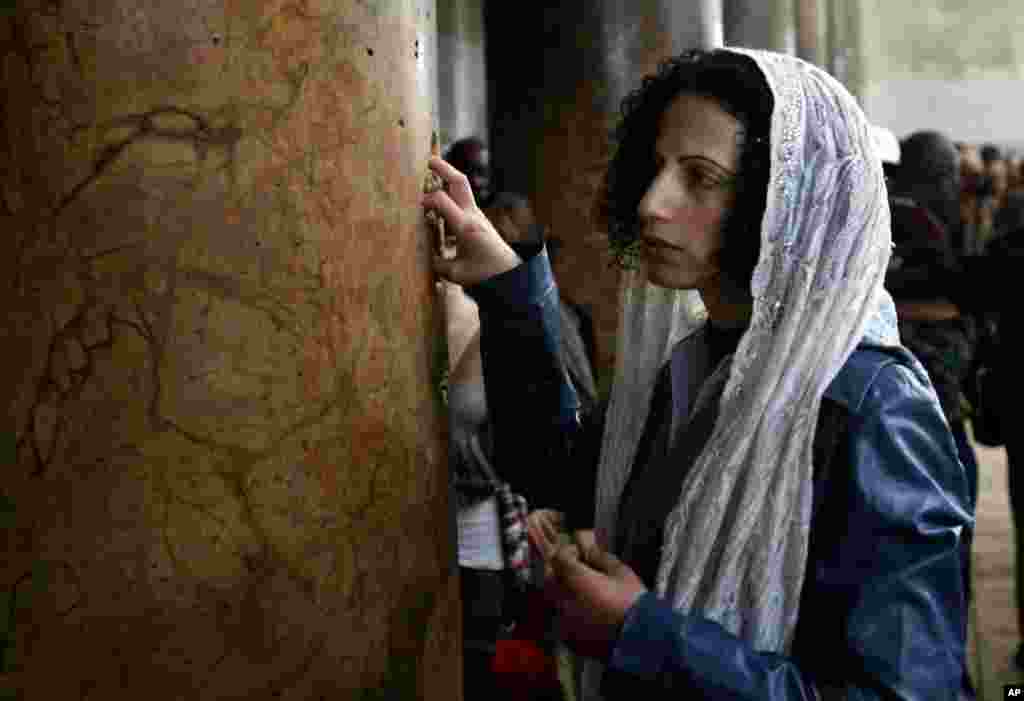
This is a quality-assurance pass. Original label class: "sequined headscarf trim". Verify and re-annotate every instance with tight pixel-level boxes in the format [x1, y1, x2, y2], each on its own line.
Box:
[591, 49, 905, 668]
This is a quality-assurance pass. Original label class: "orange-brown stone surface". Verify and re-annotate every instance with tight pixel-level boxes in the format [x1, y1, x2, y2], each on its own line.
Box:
[1, 0, 458, 698]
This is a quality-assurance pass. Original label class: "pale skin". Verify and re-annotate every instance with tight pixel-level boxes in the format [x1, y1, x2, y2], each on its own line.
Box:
[423, 91, 751, 661]
[639, 93, 751, 326]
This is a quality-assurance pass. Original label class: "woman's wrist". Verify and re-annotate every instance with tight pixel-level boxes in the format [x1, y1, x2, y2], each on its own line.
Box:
[489, 244, 524, 279]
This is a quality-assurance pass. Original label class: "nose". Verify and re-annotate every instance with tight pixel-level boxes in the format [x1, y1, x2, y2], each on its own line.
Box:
[638, 166, 680, 224]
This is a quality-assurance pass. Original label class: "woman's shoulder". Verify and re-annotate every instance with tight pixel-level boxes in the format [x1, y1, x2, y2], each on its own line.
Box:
[821, 346, 971, 524]
[823, 345, 931, 417]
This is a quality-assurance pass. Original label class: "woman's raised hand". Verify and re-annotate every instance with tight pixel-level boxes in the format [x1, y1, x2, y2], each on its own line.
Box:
[422, 157, 522, 287]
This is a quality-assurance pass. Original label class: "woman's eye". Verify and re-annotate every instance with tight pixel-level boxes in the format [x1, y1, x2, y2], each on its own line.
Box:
[689, 171, 719, 190]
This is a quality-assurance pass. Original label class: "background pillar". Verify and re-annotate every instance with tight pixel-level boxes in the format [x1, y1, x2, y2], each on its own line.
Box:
[724, 0, 797, 54]
[795, 0, 828, 66]
[826, 0, 865, 100]
[1, 0, 459, 698]
[486, 0, 724, 387]
[436, 0, 488, 151]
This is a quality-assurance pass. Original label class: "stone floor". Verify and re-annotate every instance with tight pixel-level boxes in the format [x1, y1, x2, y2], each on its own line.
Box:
[969, 433, 1022, 700]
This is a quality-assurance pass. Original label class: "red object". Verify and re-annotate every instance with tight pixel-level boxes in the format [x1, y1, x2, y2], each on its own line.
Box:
[492, 638, 555, 678]
[491, 590, 563, 699]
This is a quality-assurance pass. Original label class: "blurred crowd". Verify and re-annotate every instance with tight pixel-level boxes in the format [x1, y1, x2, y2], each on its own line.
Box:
[956, 142, 1024, 254]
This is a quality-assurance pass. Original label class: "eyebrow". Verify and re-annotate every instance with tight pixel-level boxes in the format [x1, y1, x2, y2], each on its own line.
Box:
[655, 151, 736, 177]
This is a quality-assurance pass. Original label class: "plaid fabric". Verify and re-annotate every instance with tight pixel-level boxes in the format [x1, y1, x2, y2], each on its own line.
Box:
[495, 484, 533, 590]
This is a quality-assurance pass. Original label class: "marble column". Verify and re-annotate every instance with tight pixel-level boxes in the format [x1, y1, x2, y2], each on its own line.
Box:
[1, 0, 459, 698]
[795, 0, 828, 66]
[486, 0, 723, 384]
[436, 0, 488, 151]
[724, 0, 797, 54]
[826, 0, 864, 100]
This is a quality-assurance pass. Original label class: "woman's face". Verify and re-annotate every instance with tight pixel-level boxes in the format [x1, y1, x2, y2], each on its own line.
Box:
[988, 159, 1009, 201]
[638, 92, 741, 290]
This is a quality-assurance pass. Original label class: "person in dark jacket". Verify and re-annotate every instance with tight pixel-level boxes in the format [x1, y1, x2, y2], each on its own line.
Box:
[960, 218, 1024, 668]
[423, 48, 973, 700]
[886, 133, 979, 634]
[445, 136, 494, 209]
[486, 190, 600, 416]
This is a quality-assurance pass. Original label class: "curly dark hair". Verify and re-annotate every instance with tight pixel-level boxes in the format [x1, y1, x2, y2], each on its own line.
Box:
[595, 49, 774, 286]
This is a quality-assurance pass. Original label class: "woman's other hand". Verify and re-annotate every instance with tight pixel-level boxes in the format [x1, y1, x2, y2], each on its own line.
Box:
[422, 157, 522, 287]
[547, 542, 648, 661]
[527, 509, 565, 560]
[527, 509, 566, 584]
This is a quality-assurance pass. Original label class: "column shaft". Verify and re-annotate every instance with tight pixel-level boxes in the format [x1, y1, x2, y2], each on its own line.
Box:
[1, 0, 458, 698]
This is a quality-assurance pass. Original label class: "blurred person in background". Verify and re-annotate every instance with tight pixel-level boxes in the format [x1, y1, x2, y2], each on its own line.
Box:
[980, 143, 1001, 169]
[981, 144, 1010, 251]
[487, 191, 599, 418]
[886, 135, 978, 696]
[959, 143, 996, 256]
[996, 190, 1024, 240]
[445, 136, 494, 209]
[995, 153, 1024, 239]
[437, 235, 511, 701]
[487, 190, 605, 701]
[958, 200, 1024, 667]
[439, 180, 566, 700]
[1007, 155, 1024, 196]
[899, 132, 962, 234]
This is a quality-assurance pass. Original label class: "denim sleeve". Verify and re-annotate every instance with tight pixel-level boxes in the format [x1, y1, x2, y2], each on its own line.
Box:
[607, 362, 972, 700]
[464, 243, 583, 516]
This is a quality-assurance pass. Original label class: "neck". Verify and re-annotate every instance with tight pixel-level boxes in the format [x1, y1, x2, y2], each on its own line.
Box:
[700, 275, 753, 329]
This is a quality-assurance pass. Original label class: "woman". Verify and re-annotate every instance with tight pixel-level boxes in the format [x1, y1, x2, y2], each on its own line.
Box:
[960, 222, 1024, 668]
[442, 263, 567, 700]
[424, 49, 973, 699]
[440, 272, 505, 698]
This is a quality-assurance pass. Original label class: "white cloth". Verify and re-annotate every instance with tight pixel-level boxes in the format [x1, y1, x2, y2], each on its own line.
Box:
[584, 49, 932, 699]
[448, 371, 505, 570]
[457, 497, 504, 570]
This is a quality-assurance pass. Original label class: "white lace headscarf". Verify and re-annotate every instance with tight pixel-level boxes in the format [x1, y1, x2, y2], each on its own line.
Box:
[585, 49, 913, 695]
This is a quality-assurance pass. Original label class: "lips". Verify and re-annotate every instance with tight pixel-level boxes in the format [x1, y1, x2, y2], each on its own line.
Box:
[640, 237, 680, 258]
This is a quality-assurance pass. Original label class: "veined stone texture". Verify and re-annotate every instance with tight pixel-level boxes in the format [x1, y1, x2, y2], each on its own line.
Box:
[0, 0, 458, 698]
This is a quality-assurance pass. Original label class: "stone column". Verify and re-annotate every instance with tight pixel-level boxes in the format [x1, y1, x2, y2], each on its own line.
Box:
[486, 0, 723, 384]
[826, 0, 864, 100]
[795, 0, 828, 66]
[724, 0, 797, 53]
[436, 0, 488, 151]
[1, 0, 459, 699]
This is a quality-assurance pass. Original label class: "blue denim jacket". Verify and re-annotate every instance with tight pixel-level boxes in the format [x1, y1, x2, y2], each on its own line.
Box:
[465, 243, 974, 700]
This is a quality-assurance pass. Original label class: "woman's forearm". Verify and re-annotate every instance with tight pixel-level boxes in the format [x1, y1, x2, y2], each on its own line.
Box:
[466, 243, 581, 510]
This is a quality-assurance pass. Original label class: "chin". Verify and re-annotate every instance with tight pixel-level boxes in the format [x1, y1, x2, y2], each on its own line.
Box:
[644, 263, 703, 291]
